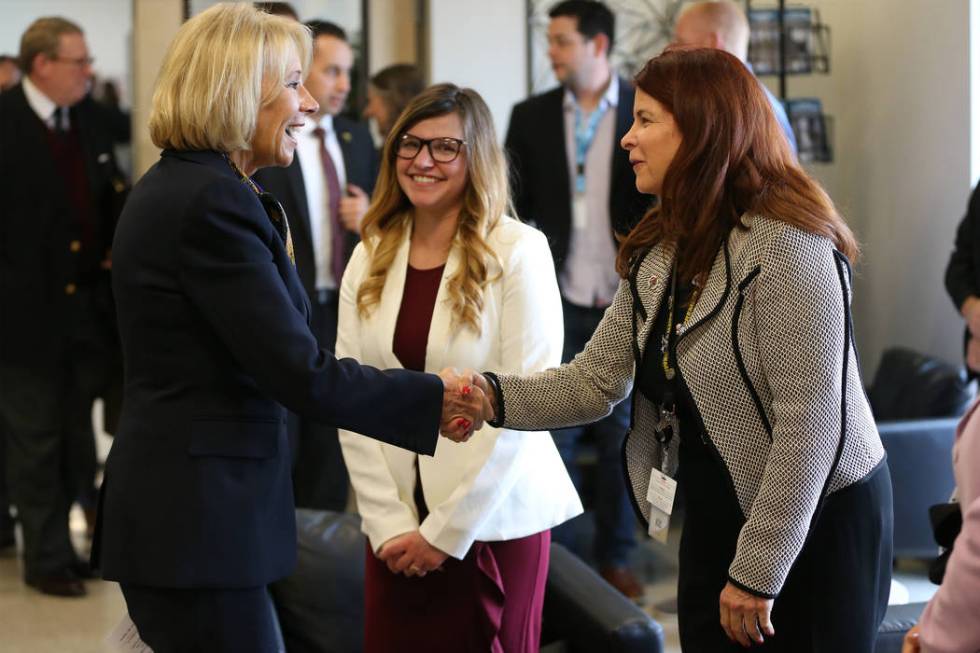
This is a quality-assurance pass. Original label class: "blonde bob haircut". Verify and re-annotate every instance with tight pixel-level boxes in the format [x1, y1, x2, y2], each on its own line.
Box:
[357, 83, 511, 335]
[149, 2, 311, 153]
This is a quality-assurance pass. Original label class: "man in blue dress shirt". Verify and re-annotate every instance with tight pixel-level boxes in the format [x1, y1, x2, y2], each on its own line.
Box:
[673, 0, 799, 155]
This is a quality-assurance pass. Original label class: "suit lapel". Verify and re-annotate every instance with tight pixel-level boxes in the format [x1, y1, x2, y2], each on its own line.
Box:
[284, 157, 311, 240]
[375, 229, 411, 370]
[679, 239, 731, 341]
[636, 242, 675, 359]
[545, 90, 572, 203]
[612, 79, 633, 194]
[335, 121, 355, 184]
[10, 87, 57, 180]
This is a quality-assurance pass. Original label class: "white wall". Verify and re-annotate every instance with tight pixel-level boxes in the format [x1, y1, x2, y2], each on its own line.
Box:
[0, 0, 132, 103]
[426, 0, 527, 142]
[774, 0, 972, 374]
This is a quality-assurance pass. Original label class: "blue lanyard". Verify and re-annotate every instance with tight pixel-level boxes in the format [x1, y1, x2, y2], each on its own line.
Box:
[573, 99, 609, 193]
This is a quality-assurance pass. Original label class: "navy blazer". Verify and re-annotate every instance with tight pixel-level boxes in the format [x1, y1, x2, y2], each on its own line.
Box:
[254, 116, 378, 300]
[93, 150, 441, 588]
[0, 84, 127, 367]
[504, 79, 651, 269]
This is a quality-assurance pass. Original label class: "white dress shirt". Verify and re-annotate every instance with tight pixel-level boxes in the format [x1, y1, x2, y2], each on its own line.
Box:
[22, 76, 65, 130]
[296, 114, 348, 290]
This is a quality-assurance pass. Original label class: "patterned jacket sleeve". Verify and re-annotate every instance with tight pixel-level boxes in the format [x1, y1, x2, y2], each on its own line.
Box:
[493, 274, 636, 430]
[727, 226, 849, 597]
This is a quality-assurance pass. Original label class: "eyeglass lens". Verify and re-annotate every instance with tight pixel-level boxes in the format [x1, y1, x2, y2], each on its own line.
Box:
[397, 136, 462, 162]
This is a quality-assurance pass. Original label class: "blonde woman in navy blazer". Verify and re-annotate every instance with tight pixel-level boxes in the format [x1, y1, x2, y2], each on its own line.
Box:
[338, 84, 582, 653]
[93, 7, 483, 652]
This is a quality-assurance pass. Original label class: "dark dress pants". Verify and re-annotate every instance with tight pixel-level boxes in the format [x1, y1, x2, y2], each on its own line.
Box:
[678, 440, 893, 652]
[121, 584, 284, 653]
[0, 289, 111, 579]
[290, 290, 350, 511]
[550, 300, 636, 568]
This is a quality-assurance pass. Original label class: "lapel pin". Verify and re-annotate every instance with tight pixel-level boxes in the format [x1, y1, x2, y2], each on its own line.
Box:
[648, 274, 658, 287]
[341, 131, 352, 143]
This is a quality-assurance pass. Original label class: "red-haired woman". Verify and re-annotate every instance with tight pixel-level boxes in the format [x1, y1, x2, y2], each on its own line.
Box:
[474, 48, 892, 651]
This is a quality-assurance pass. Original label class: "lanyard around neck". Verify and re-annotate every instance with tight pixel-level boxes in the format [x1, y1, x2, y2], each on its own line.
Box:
[573, 98, 609, 193]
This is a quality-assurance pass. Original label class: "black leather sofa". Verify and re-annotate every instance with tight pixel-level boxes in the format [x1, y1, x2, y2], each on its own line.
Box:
[270, 510, 664, 653]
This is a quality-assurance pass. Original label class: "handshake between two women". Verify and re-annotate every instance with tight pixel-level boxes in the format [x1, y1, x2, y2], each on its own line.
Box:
[436, 368, 497, 443]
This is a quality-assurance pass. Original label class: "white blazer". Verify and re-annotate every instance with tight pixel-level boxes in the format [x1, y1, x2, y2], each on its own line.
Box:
[337, 216, 582, 559]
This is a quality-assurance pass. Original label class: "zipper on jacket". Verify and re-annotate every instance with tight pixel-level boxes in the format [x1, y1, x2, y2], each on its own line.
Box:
[731, 266, 773, 441]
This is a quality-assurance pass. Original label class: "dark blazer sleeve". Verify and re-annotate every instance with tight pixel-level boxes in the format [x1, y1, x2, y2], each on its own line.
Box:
[946, 184, 980, 312]
[177, 176, 441, 455]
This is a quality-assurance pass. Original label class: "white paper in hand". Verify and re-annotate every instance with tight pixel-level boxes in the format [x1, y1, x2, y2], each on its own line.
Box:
[105, 613, 153, 653]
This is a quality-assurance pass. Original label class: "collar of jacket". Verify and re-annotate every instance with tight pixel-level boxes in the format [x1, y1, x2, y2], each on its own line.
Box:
[162, 149, 239, 179]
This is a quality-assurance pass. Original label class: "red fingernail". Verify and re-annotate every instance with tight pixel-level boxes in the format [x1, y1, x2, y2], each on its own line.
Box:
[461, 385, 472, 395]
[455, 418, 466, 428]
[462, 420, 471, 429]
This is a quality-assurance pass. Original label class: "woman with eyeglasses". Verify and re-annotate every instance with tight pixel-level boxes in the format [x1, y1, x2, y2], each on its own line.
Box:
[337, 83, 582, 653]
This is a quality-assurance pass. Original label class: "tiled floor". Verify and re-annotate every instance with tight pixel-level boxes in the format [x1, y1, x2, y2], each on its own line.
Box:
[0, 421, 936, 653]
[0, 517, 937, 653]
[0, 508, 127, 653]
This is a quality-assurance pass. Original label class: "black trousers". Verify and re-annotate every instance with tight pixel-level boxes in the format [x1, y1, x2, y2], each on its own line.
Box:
[678, 449, 893, 653]
[0, 289, 112, 578]
[551, 300, 636, 568]
[121, 584, 284, 653]
[290, 290, 349, 510]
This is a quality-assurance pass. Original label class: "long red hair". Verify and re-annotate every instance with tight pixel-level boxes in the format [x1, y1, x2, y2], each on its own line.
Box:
[615, 48, 858, 282]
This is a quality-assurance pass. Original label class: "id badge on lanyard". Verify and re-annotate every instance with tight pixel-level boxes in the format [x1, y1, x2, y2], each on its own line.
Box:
[647, 468, 677, 544]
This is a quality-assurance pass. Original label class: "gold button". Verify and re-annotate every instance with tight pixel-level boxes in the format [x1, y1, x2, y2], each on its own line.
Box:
[69, 240, 81, 252]
[65, 283, 77, 295]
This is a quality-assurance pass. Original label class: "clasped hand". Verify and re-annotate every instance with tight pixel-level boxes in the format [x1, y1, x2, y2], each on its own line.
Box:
[377, 530, 448, 578]
[437, 368, 495, 443]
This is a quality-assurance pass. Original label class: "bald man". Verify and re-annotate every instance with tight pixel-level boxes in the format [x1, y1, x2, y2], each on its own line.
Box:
[674, 0, 798, 154]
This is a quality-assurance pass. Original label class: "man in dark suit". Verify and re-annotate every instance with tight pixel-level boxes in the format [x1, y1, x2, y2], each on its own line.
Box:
[0, 17, 126, 597]
[254, 20, 377, 512]
[504, 0, 650, 598]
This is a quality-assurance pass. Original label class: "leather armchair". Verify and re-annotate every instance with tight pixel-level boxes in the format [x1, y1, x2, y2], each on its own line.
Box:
[867, 347, 972, 558]
[270, 510, 664, 653]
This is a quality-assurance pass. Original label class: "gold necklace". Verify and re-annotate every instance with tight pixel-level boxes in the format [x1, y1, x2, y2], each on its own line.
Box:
[660, 265, 701, 381]
[223, 154, 296, 265]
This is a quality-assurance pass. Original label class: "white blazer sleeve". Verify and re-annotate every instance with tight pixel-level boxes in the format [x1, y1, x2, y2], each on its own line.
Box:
[336, 244, 420, 552]
[418, 228, 564, 558]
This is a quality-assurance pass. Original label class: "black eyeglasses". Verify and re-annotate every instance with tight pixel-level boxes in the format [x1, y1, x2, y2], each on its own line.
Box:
[396, 134, 466, 163]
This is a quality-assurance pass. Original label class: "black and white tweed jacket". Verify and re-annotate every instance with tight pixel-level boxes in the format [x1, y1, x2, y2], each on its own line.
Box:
[491, 215, 885, 598]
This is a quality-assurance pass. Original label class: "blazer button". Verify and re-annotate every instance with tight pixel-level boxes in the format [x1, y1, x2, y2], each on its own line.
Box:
[69, 240, 81, 253]
[65, 283, 77, 295]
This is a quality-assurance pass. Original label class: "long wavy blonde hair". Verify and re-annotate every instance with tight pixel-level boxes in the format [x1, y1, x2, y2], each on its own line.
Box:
[357, 83, 511, 334]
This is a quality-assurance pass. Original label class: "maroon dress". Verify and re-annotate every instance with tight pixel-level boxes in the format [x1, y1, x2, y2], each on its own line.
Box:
[363, 263, 550, 653]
